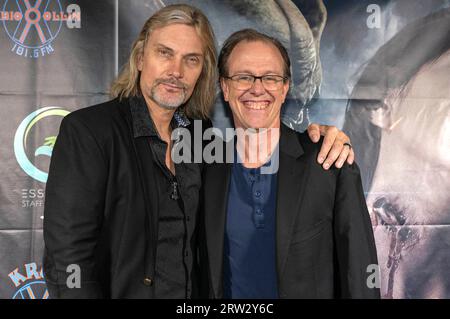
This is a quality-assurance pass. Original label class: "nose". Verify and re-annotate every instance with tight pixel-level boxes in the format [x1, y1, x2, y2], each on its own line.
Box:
[249, 78, 265, 95]
[168, 58, 184, 78]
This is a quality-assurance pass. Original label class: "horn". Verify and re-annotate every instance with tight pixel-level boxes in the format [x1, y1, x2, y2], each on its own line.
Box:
[276, 0, 326, 106]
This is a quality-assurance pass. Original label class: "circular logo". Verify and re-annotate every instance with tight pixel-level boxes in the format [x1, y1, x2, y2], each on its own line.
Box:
[14, 107, 70, 183]
[12, 280, 49, 299]
[2, 0, 63, 49]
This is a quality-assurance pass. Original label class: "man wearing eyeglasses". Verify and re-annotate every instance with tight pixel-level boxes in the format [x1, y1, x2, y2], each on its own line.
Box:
[200, 29, 380, 299]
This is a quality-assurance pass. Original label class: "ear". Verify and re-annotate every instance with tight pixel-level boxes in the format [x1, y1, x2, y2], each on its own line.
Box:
[220, 77, 230, 102]
[137, 50, 144, 72]
[281, 79, 290, 103]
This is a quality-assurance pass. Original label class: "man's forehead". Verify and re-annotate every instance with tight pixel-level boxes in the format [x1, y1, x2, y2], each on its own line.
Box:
[228, 40, 284, 72]
[148, 23, 204, 54]
[232, 40, 279, 54]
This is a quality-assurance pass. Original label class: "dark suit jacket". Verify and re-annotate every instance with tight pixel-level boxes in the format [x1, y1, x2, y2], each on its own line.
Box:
[43, 97, 207, 298]
[200, 124, 380, 298]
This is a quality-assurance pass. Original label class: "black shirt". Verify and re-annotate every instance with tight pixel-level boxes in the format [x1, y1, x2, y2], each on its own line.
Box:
[129, 95, 201, 298]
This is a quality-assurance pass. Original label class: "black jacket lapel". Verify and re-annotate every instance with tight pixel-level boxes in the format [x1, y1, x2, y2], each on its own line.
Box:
[276, 125, 310, 284]
[204, 149, 231, 298]
[119, 100, 159, 281]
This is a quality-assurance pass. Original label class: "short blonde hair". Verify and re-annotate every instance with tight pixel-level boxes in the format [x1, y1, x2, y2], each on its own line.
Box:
[110, 4, 217, 119]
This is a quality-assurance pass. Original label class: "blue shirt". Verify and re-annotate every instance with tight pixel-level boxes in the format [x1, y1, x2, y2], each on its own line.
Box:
[223, 156, 279, 299]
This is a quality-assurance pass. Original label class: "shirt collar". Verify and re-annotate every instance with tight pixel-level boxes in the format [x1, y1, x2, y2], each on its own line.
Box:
[129, 95, 191, 138]
[234, 143, 279, 176]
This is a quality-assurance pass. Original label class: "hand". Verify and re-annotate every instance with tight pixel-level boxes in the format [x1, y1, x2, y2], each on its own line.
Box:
[307, 123, 355, 170]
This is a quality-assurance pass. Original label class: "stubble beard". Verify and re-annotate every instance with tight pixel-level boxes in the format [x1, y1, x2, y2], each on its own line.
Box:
[150, 79, 187, 110]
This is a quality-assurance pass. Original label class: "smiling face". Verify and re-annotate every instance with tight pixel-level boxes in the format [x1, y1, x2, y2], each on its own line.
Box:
[137, 23, 204, 111]
[220, 40, 290, 130]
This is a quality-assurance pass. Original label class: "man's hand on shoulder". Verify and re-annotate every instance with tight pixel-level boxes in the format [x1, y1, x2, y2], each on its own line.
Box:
[307, 123, 355, 170]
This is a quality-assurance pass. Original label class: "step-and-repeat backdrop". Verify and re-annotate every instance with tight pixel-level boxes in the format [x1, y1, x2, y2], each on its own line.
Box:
[0, 0, 449, 299]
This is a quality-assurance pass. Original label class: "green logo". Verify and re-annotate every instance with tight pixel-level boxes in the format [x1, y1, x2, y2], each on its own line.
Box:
[14, 107, 70, 183]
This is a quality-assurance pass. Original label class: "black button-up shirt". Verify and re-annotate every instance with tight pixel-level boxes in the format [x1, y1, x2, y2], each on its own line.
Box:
[129, 95, 201, 298]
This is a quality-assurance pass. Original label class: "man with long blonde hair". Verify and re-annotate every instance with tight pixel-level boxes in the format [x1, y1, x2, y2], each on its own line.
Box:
[43, 4, 353, 298]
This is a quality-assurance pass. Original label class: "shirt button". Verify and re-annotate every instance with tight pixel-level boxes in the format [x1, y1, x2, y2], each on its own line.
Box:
[186, 215, 191, 222]
[255, 191, 261, 197]
[143, 277, 153, 286]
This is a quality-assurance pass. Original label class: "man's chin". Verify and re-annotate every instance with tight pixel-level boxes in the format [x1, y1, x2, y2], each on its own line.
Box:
[239, 125, 266, 132]
[246, 120, 270, 131]
[153, 95, 186, 110]
[159, 101, 183, 110]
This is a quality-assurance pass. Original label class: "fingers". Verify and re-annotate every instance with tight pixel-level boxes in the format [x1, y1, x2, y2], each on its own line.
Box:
[317, 126, 338, 165]
[347, 148, 355, 165]
[322, 139, 344, 169]
[310, 124, 355, 168]
[334, 144, 351, 168]
[307, 123, 321, 143]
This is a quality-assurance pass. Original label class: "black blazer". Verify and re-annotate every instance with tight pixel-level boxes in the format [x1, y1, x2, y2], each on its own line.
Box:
[201, 124, 380, 298]
[43, 97, 206, 298]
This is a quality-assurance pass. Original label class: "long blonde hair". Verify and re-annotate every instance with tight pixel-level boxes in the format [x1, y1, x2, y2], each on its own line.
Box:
[110, 4, 217, 119]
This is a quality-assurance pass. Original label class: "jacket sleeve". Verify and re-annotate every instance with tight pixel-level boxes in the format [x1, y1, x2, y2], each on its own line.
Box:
[333, 162, 381, 299]
[43, 114, 108, 298]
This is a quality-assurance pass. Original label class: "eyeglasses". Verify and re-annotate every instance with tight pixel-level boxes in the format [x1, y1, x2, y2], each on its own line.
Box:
[224, 74, 288, 91]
